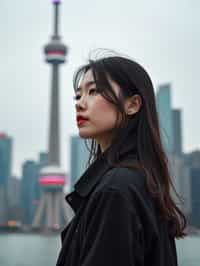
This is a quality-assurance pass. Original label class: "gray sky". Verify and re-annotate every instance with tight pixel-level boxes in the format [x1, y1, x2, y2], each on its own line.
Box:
[0, 0, 199, 177]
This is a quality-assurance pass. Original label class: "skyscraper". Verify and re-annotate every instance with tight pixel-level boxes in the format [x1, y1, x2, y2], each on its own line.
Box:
[169, 154, 191, 217]
[184, 150, 200, 225]
[190, 167, 200, 227]
[156, 83, 174, 154]
[20, 153, 49, 226]
[0, 133, 12, 225]
[8, 176, 22, 223]
[21, 160, 38, 225]
[172, 109, 183, 155]
[32, 0, 73, 229]
[70, 136, 90, 191]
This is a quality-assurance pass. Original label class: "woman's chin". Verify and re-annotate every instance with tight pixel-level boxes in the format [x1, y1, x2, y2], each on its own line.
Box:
[78, 131, 93, 139]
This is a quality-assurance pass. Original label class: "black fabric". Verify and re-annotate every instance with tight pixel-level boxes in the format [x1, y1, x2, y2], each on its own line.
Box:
[56, 124, 178, 266]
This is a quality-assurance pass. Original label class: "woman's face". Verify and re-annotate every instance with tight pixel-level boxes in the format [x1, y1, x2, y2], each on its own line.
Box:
[74, 69, 121, 151]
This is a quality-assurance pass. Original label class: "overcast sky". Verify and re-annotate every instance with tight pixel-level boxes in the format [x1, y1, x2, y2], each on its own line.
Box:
[0, 0, 199, 177]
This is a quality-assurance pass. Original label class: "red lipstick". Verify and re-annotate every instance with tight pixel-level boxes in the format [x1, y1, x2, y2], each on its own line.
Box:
[76, 115, 89, 126]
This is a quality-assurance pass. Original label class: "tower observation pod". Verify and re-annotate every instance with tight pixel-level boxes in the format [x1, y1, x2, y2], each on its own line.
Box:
[44, 1, 67, 65]
[32, 0, 74, 230]
[45, 42, 67, 64]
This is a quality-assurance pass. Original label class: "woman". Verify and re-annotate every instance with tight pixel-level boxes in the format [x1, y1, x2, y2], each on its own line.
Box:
[56, 53, 186, 266]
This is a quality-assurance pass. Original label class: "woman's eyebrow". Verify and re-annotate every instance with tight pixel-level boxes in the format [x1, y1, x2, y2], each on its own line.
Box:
[77, 81, 96, 92]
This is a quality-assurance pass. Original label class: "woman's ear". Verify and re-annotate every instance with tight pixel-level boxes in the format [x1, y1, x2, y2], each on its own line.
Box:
[124, 94, 142, 115]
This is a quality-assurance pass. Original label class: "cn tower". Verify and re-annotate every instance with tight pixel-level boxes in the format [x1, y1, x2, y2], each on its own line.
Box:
[32, 0, 74, 229]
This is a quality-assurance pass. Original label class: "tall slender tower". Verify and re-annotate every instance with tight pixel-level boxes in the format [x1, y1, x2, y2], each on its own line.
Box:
[32, 0, 74, 229]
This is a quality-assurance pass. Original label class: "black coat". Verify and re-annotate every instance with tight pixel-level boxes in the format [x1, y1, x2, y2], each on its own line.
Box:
[56, 140, 178, 266]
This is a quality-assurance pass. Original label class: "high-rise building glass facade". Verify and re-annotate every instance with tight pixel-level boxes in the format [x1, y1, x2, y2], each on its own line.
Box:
[70, 136, 90, 191]
[9, 176, 22, 222]
[20, 152, 48, 225]
[156, 83, 174, 154]
[21, 160, 39, 225]
[0, 133, 12, 225]
[190, 167, 200, 227]
[172, 109, 183, 155]
[169, 154, 191, 217]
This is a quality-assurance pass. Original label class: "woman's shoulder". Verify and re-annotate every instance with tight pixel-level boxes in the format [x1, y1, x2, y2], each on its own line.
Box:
[95, 166, 147, 197]
[90, 167, 157, 226]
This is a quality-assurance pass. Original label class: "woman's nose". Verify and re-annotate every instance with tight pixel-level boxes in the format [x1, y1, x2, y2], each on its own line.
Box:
[75, 96, 87, 111]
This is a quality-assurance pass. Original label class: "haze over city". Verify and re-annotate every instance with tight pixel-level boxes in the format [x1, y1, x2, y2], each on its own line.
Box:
[0, 0, 199, 176]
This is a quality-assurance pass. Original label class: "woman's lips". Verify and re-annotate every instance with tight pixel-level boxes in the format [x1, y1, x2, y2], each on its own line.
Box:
[77, 119, 88, 126]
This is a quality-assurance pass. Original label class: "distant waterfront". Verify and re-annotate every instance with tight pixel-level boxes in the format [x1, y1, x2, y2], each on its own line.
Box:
[0, 233, 199, 266]
[0, 233, 60, 266]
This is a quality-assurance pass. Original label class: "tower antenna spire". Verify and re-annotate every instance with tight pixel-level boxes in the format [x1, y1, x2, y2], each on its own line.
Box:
[52, 0, 61, 37]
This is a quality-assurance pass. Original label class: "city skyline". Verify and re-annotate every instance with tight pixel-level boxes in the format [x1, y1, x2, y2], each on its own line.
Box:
[0, 0, 199, 176]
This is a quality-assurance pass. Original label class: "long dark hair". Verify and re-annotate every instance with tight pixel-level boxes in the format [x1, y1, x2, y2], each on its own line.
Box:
[73, 52, 186, 238]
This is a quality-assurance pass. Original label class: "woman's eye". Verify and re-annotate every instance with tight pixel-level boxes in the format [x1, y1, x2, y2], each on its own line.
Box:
[89, 88, 98, 94]
[73, 88, 98, 100]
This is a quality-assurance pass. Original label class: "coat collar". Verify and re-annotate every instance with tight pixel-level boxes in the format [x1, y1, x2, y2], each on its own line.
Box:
[65, 118, 139, 212]
[74, 150, 113, 198]
[65, 152, 112, 212]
